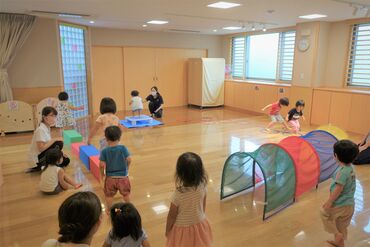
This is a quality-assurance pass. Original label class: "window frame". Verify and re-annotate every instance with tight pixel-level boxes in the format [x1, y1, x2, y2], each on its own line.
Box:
[229, 30, 296, 83]
[345, 22, 370, 88]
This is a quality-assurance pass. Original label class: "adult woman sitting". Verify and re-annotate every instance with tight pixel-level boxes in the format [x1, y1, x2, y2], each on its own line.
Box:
[354, 131, 370, 165]
[145, 86, 164, 118]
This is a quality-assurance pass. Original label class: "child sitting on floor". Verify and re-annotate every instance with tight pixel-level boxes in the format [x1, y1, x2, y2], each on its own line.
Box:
[286, 100, 305, 135]
[261, 97, 290, 133]
[129, 90, 144, 117]
[39, 148, 82, 195]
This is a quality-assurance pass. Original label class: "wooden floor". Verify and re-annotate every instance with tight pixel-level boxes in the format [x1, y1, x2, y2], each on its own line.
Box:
[0, 106, 369, 247]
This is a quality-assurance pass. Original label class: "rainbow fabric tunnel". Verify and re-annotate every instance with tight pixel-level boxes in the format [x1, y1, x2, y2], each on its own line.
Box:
[220, 130, 338, 220]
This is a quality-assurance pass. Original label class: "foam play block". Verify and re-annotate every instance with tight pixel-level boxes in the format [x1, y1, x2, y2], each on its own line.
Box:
[63, 130, 83, 145]
[71, 142, 85, 156]
[89, 155, 105, 182]
[79, 145, 99, 170]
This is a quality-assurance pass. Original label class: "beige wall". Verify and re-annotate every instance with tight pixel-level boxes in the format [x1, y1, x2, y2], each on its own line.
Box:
[90, 27, 223, 57]
[8, 18, 62, 88]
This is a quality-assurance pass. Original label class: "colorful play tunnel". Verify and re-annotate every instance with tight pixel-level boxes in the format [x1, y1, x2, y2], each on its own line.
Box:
[220, 130, 339, 220]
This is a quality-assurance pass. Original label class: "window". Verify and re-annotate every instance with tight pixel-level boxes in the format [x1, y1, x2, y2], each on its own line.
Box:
[246, 33, 279, 80]
[347, 22, 370, 87]
[59, 23, 89, 118]
[278, 31, 296, 81]
[230, 31, 296, 81]
[231, 36, 245, 78]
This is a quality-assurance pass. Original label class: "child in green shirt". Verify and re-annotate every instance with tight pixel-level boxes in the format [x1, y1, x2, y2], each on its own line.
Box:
[321, 140, 359, 247]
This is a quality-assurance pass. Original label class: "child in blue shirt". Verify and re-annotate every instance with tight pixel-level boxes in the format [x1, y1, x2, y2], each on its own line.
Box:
[100, 126, 132, 212]
[321, 140, 359, 247]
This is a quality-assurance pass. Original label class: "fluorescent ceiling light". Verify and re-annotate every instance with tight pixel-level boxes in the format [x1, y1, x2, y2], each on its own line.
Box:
[58, 13, 83, 18]
[207, 1, 241, 9]
[223, 26, 242, 30]
[213, 29, 218, 32]
[299, 14, 327, 19]
[147, 20, 168, 24]
[142, 24, 148, 27]
[89, 20, 95, 24]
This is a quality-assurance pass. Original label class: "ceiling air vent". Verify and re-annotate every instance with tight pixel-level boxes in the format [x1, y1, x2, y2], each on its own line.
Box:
[168, 29, 200, 33]
[30, 10, 90, 18]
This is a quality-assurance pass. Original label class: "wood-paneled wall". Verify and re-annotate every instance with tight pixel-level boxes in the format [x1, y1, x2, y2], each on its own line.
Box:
[12, 86, 62, 104]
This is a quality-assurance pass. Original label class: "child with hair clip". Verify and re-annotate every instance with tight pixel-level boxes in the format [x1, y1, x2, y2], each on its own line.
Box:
[40, 148, 82, 195]
[166, 152, 212, 247]
[99, 126, 132, 211]
[56, 91, 84, 130]
[88, 97, 121, 150]
[103, 202, 151, 247]
[42, 191, 103, 247]
[129, 90, 143, 117]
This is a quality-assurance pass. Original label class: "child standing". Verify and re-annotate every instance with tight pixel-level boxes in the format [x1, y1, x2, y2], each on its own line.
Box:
[103, 202, 151, 247]
[166, 152, 212, 247]
[40, 148, 82, 195]
[320, 140, 359, 247]
[99, 126, 132, 211]
[129, 90, 143, 117]
[262, 97, 290, 132]
[88, 97, 120, 150]
[56, 91, 84, 130]
[286, 100, 305, 135]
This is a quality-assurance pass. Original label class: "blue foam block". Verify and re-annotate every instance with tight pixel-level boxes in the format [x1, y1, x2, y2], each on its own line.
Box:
[119, 119, 163, 129]
[79, 145, 100, 170]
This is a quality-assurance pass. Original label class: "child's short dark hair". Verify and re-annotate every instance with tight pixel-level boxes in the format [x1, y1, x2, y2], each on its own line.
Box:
[41, 107, 58, 123]
[333, 140, 359, 164]
[131, 90, 139, 97]
[279, 97, 289, 106]
[296, 100, 305, 107]
[58, 192, 102, 243]
[58, 91, 69, 101]
[45, 147, 63, 165]
[110, 202, 143, 241]
[100, 97, 117, 114]
[175, 152, 208, 189]
[105, 126, 121, 142]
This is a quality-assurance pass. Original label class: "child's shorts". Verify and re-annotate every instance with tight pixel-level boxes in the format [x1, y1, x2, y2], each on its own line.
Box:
[288, 120, 300, 132]
[104, 176, 131, 197]
[320, 205, 354, 239]
[270, 114, 284, 123]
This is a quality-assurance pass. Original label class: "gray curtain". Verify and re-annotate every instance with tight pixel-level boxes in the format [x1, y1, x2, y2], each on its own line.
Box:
[0, 13, 36, 102]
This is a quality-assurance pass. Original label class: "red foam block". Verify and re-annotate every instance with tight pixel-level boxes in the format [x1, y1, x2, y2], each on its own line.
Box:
[72, 142, 86, 156]
[89, 155, 105, 182]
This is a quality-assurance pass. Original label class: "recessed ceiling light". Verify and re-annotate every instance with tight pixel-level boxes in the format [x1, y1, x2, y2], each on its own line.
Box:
[251, 25, 256, 31]
[142, 24, 148, 27]
[222, 26, 242, 30]
[299, 14, 327, 19]
[213, 29, 218, 32]
[89, 20, 95, 24]
[207, 1, 241, 9]
[147, 20, 168, 25]
[262, 25, 267, 32]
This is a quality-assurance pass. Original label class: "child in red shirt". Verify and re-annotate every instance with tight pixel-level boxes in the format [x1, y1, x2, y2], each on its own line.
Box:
[262, 97, 290, 132]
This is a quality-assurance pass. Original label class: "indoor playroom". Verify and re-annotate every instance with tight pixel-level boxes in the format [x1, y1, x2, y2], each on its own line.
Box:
[0, 1, 370, 247]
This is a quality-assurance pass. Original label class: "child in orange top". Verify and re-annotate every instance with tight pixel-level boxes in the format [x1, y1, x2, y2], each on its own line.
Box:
[262, 97, 290, 132]
[88, 97, 121, 150]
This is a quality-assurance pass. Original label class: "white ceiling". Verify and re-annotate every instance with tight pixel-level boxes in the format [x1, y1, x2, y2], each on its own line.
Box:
[1, 0, 370, 35]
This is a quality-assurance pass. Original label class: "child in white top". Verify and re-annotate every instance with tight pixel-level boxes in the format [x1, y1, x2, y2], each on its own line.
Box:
[88, 97, 121, 150]
[165, 152, 213, 247]
[56, 91, 84, 130]
[40, 148, 82, 194]
[129, 90, 143, 117]
[103, 202, 150, 247]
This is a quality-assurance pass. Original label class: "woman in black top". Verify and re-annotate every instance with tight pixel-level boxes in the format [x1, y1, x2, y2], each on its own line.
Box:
[354, 131, 370, 165]
[145, 86, 164, 118]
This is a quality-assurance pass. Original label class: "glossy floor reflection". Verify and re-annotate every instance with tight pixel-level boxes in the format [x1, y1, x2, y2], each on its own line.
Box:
[0, 106, 369, 247]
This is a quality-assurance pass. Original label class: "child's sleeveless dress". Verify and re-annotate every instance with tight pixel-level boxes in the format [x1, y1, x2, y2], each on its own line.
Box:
[56, 101, 75, 128]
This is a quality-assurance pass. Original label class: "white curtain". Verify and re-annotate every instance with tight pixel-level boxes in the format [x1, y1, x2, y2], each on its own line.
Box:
[0, 13, 36, 102]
